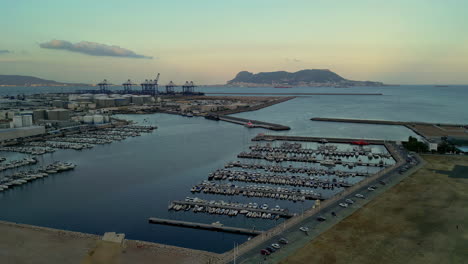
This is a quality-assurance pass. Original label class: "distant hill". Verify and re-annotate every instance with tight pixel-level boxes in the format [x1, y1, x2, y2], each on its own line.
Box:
[0, 75, 89, 86]
[227, 69, 383, 87]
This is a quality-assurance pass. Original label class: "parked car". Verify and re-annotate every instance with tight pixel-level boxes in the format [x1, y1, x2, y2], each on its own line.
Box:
[271, 243, 281, 249]
[279, 238, 289, 244]
[345, 199, 354, 204]
[299, 226, 309, 232]
[266, 247, 276, 253]
[339, 202, 348, 208]
[317, 216, 327, 222]
[260, 249, 270, 255]
[355, 193, 365, 199]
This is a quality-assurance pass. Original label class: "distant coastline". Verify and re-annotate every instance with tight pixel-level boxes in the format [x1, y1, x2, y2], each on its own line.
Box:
[0, 75, 90, 87]
[226, 69, 385, 87]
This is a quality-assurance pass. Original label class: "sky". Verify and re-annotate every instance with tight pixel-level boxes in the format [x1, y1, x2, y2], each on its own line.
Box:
[1, 0, 467, 85]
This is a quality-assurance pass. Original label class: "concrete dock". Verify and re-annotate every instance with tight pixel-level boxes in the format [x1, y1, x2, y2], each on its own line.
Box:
[310, 117, 468, 140]
[252, 134, 386, 144]
[148, 218, 263, 236]
[218, 116, 290, 131]
[205, 92, 384, 96]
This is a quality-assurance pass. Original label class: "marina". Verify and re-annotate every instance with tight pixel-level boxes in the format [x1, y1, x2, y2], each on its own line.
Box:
[2, 125, 157, 152]
[166, 135, 394, 234]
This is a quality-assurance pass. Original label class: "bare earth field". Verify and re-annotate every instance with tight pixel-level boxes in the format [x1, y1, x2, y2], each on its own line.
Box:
[280, 154, 468, 264]
[0, 221, 220, 264]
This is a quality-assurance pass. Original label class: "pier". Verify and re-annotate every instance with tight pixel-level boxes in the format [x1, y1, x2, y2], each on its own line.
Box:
[205, 92, 383, 96]
[310, 117, 468, 140]
[148, 218, 263, 236]
[218, 116, 290, 131]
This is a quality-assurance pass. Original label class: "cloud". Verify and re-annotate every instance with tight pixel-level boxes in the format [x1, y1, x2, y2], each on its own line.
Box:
[285, 58, 301, 63]
[39, 40, 152, 59]
[0, 50, 12, 54]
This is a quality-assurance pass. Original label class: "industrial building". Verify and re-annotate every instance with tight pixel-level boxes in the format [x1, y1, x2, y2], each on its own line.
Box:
[47, 109, 71, 121]
[0, 126, 46, 142]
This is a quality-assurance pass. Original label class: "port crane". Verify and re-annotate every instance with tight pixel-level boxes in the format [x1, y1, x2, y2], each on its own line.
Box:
[122, 79, 137, 92]
[97, 79, 112, 93]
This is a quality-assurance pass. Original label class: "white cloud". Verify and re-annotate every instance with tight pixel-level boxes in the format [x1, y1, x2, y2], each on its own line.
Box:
[39, 40, 153, 59]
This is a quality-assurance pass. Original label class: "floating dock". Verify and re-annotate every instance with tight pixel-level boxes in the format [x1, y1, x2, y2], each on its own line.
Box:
[148, 218, 263, 236]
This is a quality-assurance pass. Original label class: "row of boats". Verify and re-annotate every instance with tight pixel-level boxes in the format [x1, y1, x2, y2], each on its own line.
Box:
[168, 197, 290, 220]
[190, 181, 322, 201]
[0, 157, 38, 172]
[0, 162, 76, 192]
[0, 146, 55, 155]
[44, 125, 158, 149]
[225, 161, 370, 177]
[208, 169, 353, 189]
[27, 141, 93, 150]
[2, 125, 158, 153]
[238, 151, 389, 167]
[250, 143, 391, 159]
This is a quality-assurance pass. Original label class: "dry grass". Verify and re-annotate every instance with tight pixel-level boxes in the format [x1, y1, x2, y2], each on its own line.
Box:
[280, 155, 468, 264]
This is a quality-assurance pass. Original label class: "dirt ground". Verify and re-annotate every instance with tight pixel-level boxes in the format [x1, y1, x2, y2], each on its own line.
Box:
[0, 221, 221, 264]
[280, 154, 468, 264]
[411, 124, 468, 138]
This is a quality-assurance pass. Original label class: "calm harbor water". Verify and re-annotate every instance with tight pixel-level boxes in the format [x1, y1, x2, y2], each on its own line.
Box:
[0, 85, 467, 252]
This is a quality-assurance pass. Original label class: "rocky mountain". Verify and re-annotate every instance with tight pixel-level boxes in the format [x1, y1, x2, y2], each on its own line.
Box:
[0, 75, 88, 86]
[227, 69, 383, 87]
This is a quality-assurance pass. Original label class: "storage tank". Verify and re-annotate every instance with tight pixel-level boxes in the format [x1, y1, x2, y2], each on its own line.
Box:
[33, 109, 46, 123]
[22, 115, 33, 127]
[103, 98, 116, 108]
[131, 96, 144, 105]
[0, 111, 6, 120]
[141, 95, 152, 103]
[47, 109, 70, 120]
[115, 98, 129, 106]
[13, 116, 23, 128]
[93, 115, 104, 124]
[83, 115, 94, 124]
[103, 115, 110, 123]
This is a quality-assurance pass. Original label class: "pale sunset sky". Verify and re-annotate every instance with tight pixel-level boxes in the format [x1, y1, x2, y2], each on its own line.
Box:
[1, 0, 467, 85]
